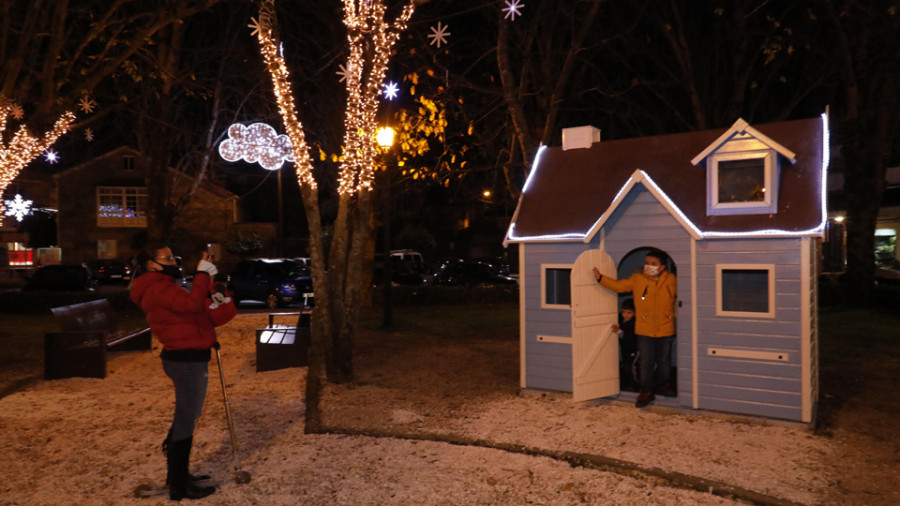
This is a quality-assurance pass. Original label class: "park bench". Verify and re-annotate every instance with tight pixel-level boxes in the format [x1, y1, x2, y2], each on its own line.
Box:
[44, 299, 151, 380]
[256, 311, 310, 372]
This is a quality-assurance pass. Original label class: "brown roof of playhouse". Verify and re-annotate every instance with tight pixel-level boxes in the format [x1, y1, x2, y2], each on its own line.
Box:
[504, 116, 827, 244]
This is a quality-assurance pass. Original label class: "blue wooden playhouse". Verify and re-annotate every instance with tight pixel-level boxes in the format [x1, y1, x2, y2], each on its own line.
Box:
[504, 115, 828, 423]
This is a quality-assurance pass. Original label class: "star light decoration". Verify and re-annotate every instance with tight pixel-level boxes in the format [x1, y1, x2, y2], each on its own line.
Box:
[428, 21, 450, 48]
[3, 194, 32, 222]
[78, 97, 97, 114]
[218, 122, 295, 171]
[85, 128, 94, 142]
[336, 64, 350, 83]
[44, 150, 59, 164]
[383, 81, 400, 100]
[0, 93, 75, 225]
[503, 0, 524, 20]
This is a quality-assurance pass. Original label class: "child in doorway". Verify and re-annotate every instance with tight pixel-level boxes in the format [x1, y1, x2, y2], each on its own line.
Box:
[613, 298, 639, 391]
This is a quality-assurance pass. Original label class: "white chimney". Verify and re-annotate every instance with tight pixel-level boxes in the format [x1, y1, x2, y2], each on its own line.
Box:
[562, 126, 601, 151]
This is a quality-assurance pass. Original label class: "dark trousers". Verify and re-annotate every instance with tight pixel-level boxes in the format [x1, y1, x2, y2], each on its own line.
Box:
[636, 335, 674, 391]
[162, 358, 209, 441]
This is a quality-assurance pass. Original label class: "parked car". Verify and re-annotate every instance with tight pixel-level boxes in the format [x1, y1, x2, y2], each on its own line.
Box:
[227, 258, 314, 309]
[373, 254, 426, 286]
[432, 260, 518, 288]
[23, 264, 96, 291]
[86, 259, 131, 284]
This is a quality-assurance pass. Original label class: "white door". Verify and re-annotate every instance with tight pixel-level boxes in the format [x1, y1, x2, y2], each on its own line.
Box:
[571, 248, 619, 402]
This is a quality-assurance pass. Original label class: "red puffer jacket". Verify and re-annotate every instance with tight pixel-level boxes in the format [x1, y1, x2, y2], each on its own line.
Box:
[130, 271, 216, 351]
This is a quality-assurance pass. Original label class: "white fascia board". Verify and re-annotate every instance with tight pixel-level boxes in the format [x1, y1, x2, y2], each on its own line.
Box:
[691, 118, 797, 166]
[584, 169, 703, 243]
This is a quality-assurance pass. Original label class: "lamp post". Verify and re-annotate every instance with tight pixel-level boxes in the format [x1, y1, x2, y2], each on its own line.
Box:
[376, 126, 395, 329]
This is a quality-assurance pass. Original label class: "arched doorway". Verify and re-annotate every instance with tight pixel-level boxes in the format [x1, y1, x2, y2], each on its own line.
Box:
[615, 246, 678, 395]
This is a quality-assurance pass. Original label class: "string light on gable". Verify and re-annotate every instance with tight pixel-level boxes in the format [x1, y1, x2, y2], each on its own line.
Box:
[0, 93, 74, 225]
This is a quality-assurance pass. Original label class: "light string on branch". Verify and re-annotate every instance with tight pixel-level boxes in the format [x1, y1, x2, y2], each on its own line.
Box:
[339, 0, 415, 195]
[0, 94, 74, 224]
[256, 0, 317, 189]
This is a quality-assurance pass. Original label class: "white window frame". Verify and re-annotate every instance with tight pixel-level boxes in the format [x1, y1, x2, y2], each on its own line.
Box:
[708, 149, 778, 216]
[541, 263, 572, 309]
[97, 186, 148, 228]
[715, 264, 776, 318]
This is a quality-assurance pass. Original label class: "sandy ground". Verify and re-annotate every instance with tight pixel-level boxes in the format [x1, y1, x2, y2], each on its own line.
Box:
[0, 312, 895, 505]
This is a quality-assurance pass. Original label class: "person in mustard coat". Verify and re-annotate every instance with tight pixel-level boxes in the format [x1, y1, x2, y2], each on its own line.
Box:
[592, 248, 676, 407]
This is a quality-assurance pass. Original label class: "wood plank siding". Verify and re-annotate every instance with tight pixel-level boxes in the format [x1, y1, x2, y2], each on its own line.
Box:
[695, 237, 807, 420]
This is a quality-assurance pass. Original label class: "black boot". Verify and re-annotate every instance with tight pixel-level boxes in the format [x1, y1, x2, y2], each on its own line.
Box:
[163, 431, 210, 485]
[167, 437, 216, 501]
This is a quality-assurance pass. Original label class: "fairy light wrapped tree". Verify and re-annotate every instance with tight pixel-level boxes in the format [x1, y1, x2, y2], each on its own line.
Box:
[255, 0, 417, 430]
[0, 94, 74, 225]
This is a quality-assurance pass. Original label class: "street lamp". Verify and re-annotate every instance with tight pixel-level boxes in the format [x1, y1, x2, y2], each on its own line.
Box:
[376, 126, 395, 328]
[376, 126, 395, 149]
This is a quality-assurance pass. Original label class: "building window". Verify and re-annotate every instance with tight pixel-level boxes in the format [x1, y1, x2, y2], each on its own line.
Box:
[542, 265, 571, 308]
[708, 149, 778, 215]
[716, 264, 775, 318]
[97, 186, 148, 227]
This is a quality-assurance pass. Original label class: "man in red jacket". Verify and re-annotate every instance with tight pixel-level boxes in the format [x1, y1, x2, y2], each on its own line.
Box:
[131, 242, 219, 501]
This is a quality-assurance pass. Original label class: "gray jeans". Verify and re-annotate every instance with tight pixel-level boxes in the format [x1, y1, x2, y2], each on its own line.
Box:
[162, 358, 209, 441]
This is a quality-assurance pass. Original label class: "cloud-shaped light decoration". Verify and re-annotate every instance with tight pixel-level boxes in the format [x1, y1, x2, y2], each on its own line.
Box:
[218, 122, 295, 171]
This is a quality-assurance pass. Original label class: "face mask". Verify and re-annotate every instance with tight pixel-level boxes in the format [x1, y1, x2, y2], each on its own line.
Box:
[154, 262, 183, 280]
[644, 264, 660, 276]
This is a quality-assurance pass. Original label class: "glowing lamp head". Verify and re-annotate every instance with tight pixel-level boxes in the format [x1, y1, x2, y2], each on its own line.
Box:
[376, 127, 395, 148]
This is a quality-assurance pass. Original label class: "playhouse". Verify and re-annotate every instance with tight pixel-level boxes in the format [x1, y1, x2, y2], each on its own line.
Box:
[504, 115, 828, 423]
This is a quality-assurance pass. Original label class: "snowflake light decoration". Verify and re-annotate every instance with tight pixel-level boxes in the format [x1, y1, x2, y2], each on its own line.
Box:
[248, 17, 262, 37]
[218, 122, 295, 171]
[503, 0, 524, 20]
[44, 150, 59, 164]
[336, 64, 350, 83]
[428, 22, 451, 48]
[383, 81, 400, 100]
[78, 97, 97, 114]
[10, 103, 24, 120]
[3, 194, 33, 222]
[84, 128, 94, 141]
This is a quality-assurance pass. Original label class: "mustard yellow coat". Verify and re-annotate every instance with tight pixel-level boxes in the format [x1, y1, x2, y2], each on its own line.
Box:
[598, 271, 677, 338]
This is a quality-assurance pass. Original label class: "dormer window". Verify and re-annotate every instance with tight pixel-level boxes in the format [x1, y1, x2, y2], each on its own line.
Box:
[709, 149, 777, 215]
[692, 118, 796, 217]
